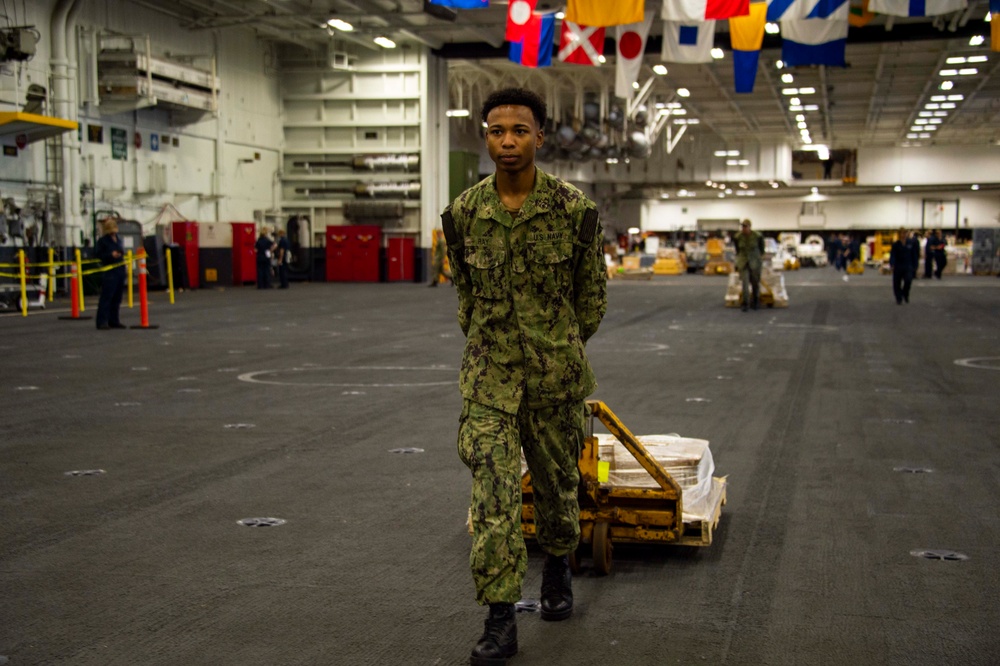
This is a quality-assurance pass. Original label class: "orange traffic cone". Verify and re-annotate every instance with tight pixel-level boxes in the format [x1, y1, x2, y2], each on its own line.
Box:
[58, 262, 92, 321]
[130, 250, 159, 329]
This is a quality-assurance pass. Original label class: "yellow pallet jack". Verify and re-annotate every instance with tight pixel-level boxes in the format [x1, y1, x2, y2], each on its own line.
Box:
[521, 401, 727, 575]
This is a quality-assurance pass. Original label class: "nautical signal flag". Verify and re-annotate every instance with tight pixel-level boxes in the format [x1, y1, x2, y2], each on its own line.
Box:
[992, 0, 999, 53]
[509, 10, 556, 67]
[662, 0, 750, 20]
[506, 0, 538, 42]
[780, 0, 849, 67]
[848, 0, 875, 27]
[615, 11, 655, 100]
[558, 20, 606, 65]
[729, 2, 766, 93]
[767, 0, 850, 20]
[566, 0, 645, 27]
[867, 0, 967, 16]
[428, 0, 488, 8]
[661, 20, 716, 63]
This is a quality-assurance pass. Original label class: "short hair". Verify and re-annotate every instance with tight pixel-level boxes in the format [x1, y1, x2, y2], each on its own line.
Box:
[481, 87, 547, 127]
[740, 219, 751, 227]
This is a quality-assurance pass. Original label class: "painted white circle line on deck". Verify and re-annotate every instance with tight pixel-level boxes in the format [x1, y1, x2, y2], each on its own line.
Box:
[954, 357, 1000, 371]
[237, 366, 457, 388]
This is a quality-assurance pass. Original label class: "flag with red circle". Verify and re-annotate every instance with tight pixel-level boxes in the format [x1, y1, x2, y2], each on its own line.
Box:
[615, 11, 655, 100]
[557, 20, 605, 65]
[506, 0, 539, 42]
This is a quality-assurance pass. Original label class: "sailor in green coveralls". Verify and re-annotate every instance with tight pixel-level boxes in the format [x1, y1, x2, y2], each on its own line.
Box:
[441, 88, 608, 666]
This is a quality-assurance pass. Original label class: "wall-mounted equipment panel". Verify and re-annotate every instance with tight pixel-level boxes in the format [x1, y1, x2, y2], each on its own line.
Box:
[97, 34, 220, 118]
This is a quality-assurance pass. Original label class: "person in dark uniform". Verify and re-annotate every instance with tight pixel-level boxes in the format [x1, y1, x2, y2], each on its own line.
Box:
[275, 229, 291, 289]
[255, 226, 275, 289]
[95, 218, 127, 330]
[733, 219, 764, 311]
[889, 227, 916, 304]
[923, 229, 939, 279]
[932, 229, 947, 279]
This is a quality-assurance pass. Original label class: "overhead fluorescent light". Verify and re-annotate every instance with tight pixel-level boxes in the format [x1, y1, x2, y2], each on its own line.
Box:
[947, 94, 964, 100]
[969, 35, 985, 46]
[930, 95, 946, 101]
[445, 109, 470, 117]
[958, 68, 978, 75]
[775, 60, 784, 68]
[711, 48, 724, 59]
[971, 184, 980, 190]
[795, 114, 805, 121]
[790, 97, 801, 105]
[933, 111, 948, 117]
[782, 88, 798, 95]
[374, 36, 396, 48]
[789, 105, 804, 111]
[677, 88, 691, 97]
[894, 186, 902, 192]
[797, 121, 808, 129]
[939, 69, 958, 76]
[968, 55, 988, 63]
[940, 102, 957, 109]
[653, 64, 668, 75]
[924, 103, 940, 109]
[798, 87, 816, 94]
[946, 56, 967, 64]
[940, 80, 954, 90]
[326, 18, 354, 31]
[765, 22, 780, 34]
[781, 73, 794, 83]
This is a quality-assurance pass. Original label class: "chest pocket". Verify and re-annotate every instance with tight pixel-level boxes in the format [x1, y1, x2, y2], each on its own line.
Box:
[527, 240, 574, 295]
[466, 241, 508, 299]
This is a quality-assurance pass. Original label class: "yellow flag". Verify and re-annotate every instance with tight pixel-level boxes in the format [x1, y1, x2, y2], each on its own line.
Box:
[565, 0, 644, 27]
[729, 2, 766, 51]
[993, 15, 999, 53]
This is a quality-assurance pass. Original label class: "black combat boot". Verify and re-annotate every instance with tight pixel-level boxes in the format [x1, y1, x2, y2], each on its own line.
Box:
[470, 602, 517, 666]
[540, 554, 573, 621]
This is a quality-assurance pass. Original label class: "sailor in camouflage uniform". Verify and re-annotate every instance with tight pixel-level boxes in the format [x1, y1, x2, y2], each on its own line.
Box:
[441, 88, 607, 666]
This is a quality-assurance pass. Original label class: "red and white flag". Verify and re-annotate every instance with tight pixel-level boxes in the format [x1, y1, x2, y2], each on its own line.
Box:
[615, 11, 655, 101]
[506, 0, 539, 42]
[557, 20, 605, 65]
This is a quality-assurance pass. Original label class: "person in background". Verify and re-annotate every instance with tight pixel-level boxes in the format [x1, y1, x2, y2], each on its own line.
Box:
[932, 229, 947, 279]
[255, 226, 275, 289]
[908, 230, 922, 280]
[890, 227, 916, 304]
[427, 228, 452, 287]
[95, 217, 127, 330]
[275, 229, 291, 289]
[442, 87, 607, 666]
[923, 229, 940, 279]
[733, 219, 765, 311]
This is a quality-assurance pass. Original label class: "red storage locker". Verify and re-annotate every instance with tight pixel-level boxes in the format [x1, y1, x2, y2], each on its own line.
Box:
[231, 222, 257, 286]
[387, 237, 414, 282]
[326, 227, 353, 282]
[171, 221, 200, 289]
[326, 225, 382, 282]
[351, 226, 382, 282]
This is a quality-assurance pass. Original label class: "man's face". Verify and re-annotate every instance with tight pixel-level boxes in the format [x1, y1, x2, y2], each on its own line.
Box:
[485, 104, 543, 174]
[740, 224, 751, 235]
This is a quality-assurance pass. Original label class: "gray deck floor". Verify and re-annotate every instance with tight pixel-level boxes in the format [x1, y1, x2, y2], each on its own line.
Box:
[2, 267, 999, 666]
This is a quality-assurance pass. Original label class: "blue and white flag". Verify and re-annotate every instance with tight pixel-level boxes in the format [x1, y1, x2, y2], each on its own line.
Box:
[767, 0, 848, 20]
[780, 7, 848, 67]
[867, 0, 967, 16]
[428, 0, 489, 8]
[661, 19, 717, 63]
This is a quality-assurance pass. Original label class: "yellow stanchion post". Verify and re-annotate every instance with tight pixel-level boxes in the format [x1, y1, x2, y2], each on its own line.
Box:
[126, 249, 134, 308]
[18, 249, 27, 317]
[165, 247, 175, 304]
[47, 248, 55, 301]
[75, 248, 85, 312]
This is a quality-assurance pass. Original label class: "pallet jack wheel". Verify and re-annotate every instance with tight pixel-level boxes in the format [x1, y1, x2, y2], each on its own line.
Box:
[568, 548, 582, 575]
[592, 522, 612, 575]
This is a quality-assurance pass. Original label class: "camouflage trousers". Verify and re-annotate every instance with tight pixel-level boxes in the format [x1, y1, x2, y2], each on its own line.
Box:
[458, 398, 585, 605]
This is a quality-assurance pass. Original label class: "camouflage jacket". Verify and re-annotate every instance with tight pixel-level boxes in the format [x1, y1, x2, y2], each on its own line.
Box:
[734, 230, 765, 271]
[443, 168, 608, 414]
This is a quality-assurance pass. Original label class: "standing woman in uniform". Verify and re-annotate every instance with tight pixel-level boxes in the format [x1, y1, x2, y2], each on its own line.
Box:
[255, 226, 275, 289]
[95, 218, 127, 330]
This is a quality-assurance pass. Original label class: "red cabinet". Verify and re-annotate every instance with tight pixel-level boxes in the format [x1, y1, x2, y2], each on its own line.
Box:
[326, 225, 382, 282]
[231, 222, 257, 286]
[171, 221, 200, 289]
[387, 237, 414, 282]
